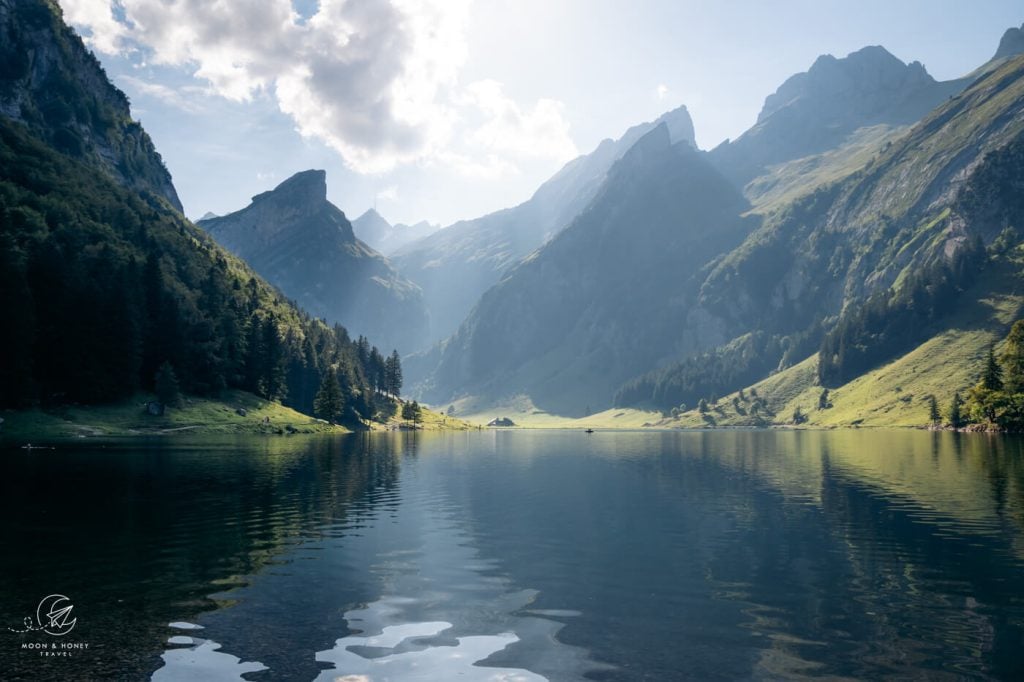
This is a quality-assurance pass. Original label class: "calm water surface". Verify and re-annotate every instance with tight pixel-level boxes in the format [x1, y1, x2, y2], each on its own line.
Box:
[2, 430, 1024, 680]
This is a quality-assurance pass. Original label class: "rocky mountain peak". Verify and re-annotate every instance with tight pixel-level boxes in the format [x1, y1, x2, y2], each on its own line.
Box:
[994, 23, 1024, 60]
[653, 105, 696, 147]
[203, 169, 351, 247]
[252, 169, 327, 208]
[354, 207, 390, 230]
[758, 45, 935, 124]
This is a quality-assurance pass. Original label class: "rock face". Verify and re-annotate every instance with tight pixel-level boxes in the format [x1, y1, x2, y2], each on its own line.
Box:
[0, 0, 181, 211]
[200, 170, 428, 354]
[352, 208, 438, 256]
[486, 417, 515, 427]
[392, 105, 697, 349]
[709, 46, 967, 187]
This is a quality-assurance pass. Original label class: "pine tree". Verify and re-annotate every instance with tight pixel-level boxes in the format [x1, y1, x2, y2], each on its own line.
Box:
[155, 361, 181, 407]
[818, 388, 831, 410]
[1002, 320, 1024, 394]
[949, 392, 964, 429]
[313, 370, 344, 423]
[982, 346, 1004, 391]
[928, 395, 941, 425]
[261, 316, 287, 401]
[385, 350, 403, 397]
[368, 347, 385, 392]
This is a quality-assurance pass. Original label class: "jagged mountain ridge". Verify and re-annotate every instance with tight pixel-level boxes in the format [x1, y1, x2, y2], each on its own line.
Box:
[0, 0, 181, 211]
[709, 45, 970, 190]
[199, 170, 428, 354]
[391, 105, 697, 349]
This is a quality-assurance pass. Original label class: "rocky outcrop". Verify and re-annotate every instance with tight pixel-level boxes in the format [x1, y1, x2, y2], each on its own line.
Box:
[200, 170, 428, 354]
[0, 0, 181, 211]
[994, 23, 1024, 61]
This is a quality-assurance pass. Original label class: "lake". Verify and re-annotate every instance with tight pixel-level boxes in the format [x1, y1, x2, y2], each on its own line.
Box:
[2, 430, 1024, 680]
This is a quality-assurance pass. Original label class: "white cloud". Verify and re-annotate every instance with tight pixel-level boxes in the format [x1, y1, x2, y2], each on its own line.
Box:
[461, 79, 577, 163]
[656, 83, 669, 100]
[117, 75, 206, 113]
[376, 185, 400, 201]
[59, 0, 126, 54]
[58, 0, 575, 177]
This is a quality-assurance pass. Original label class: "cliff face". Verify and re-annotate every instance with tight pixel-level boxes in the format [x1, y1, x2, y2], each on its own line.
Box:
[0, 0, 181, 211]
[200, 170, 428, 354]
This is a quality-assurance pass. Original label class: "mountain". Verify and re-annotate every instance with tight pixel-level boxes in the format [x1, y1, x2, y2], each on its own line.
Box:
[420, 123, 752, 414]
[620, 52, 1024, 417]
[994, 23, 1024, 61]
[198, 171, 427, 355]
[392, 105, 697, 349]
[0, 0, 394, 425]
[709, 46, 969, 192]
[351, 208, 438, 255]
[0, 0, 181, 211]
[417, 36, 1024, 421]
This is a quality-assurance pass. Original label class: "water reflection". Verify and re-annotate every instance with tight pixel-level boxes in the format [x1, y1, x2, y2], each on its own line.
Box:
[154, 622, 267, 682]
[2, 430, 1024, 680]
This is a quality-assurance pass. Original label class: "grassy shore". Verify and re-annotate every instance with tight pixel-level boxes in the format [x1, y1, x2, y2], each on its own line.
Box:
[447, 394, 661, 430]
[0, 389, 347, 443]
[377, 401, 479, 431]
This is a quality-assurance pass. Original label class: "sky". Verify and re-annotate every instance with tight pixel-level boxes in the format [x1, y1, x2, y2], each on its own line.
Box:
[59, 0, 1023, 227]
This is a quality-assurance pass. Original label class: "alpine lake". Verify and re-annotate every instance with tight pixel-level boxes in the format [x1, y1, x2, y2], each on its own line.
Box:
[3, 429, 1024, 680]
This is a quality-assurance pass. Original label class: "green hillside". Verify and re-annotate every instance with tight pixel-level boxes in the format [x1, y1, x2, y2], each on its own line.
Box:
[661, 249, 1024, 429]
[618, 54, 1024, 417]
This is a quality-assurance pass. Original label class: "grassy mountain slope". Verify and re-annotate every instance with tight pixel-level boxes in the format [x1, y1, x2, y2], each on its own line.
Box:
[663, 249, 1024, 429]
[743, 123, 907, 213]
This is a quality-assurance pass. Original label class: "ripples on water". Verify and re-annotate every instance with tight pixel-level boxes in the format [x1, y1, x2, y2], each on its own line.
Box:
[2, 430, 1024, 680]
